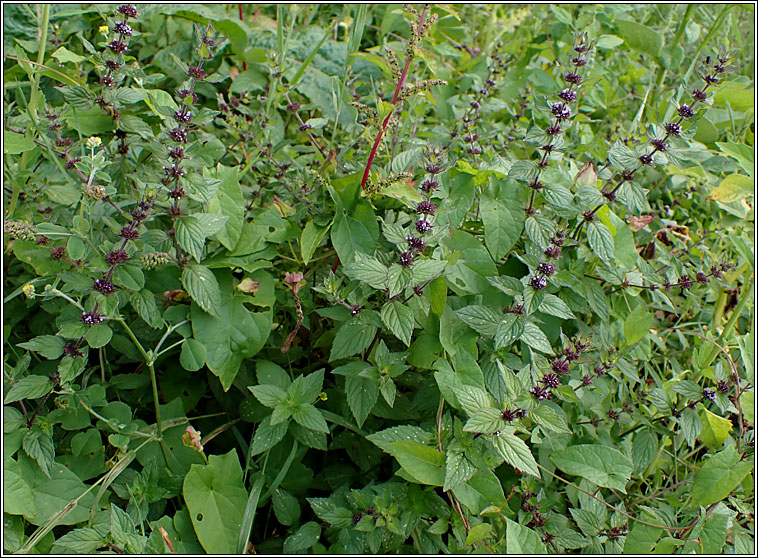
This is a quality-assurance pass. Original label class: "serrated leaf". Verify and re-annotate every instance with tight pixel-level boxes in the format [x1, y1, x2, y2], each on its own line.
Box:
[411, 259, 447, 284]
[250, 416, 288, 456]
[492, 429, 540, 478]
[182, 265, 222, 318]
[463, 408, 503, 433]
[346, 374, 379, 427]
[329, 317, 377, 361]
[388, 441, 445, 486]
[175, 216, 207, 263]
[291, 404, 329, 433]
[344, 254, 388, 289]
[455, 305, 500, 337]
[4, 375, 53, 403]
[530, 404, 570, 434]
[587, 222, 615, 263]
[538, 293, 576, 319]
[520, 322, 553, 354]
[444, 449, 476, 491]
[550, 444, 633, 492]
[17, 335, 65, 360]
[495, 314, 524, 349]
[380, 300, 414, 346]
[624, 304, 652, 345]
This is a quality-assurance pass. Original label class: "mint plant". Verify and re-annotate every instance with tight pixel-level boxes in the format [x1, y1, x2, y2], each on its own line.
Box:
[3, 4, 755, 555]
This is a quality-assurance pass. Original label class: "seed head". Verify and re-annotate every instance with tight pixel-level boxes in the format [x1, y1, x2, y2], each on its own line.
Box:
[81, 311, 103, 325]
[106, 249, 129, 266]
[677, 104, 695, 118]
[541, 373, 560, 388]
[530, 275, 548, 290]
[417, 200, 436, 215]
[558, 88, 577, 102]
[537, 262, 555, 276]
[399, 250, 414, 267]
[551, 359, 570, 375]
[415, 219, 433, 234]
[93, 278, 116, 294]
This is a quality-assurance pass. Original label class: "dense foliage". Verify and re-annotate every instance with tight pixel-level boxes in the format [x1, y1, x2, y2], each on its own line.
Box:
[3, 3, 755, 554]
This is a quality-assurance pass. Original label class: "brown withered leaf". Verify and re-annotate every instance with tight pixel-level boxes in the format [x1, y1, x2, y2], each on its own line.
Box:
[236, 278, 259, 293]
[627, 215, 654, 231]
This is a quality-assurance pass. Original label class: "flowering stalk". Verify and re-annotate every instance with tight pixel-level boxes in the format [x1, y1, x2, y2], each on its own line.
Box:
[574, 53, 733, 237]
[95, 4, 138, 120]
[524, 34, 593, 215]
[360, 5, 433, 190]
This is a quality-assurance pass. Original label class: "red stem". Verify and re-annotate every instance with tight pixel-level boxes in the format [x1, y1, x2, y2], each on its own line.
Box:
[361, 7, 427, 189]
[239, 4, 247, 71]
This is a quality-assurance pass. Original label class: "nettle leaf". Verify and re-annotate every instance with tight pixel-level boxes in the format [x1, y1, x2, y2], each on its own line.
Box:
[587, 221, 615, 263]
[444, 449, 477, 491]
[411, 259, 447, 284]
[344, 254, 388, 289]
[463, 408, 503, 433]
[380, 300, 415, 346]
[388, 441, 445, 486]
[17, 335, 65, 360]
[495, 314, 524, 349]
[329, 316, 377, 361]
[480, 183, 524, 261]
[520, 322, 553, 354]
[182, 264, 222, 318]
[5, 375, 53, 403]
[492, 429, 540, 478]
[249, 384, 288, 408]
[455, 305, 500, 337]
[175, 216, 207, 263]
[505, 518, 547, 553]
[367, 425, 433, 453]
[550, 444, 633, 492]
[530, 404, 570, 434]
[453, 385, 492, 416]
[291, 404, 329, 433]
[346, 374, 379, 427]
[250, 416, 289, 456]
[539, 293, 576, 319]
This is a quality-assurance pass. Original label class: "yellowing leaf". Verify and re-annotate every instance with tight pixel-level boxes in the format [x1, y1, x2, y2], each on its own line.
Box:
[710, 174, 754, 203]
[698, 406, 732, 449]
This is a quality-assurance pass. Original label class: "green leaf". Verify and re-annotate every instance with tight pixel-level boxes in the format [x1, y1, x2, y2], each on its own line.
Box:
[329, 317, 377, 361]
[452, 385, 491, 416]
[4, 130, 35, 154]
[300, 219, 330, 265]
[617, 19, 663, 58]
[388, 441, 445, 486]
[492, 429, 540, 478]
[595, 34, 624, 48]
[455, 305, 500, 337]
[175, 216, 207, 263]
[4, 375, 53, 403]
[624, 516, 662, 554]
[50, 527, 104, 554]
[112, 264, 145, 291]
[710, 174, 754, 203]
[250, 416, 288, 456]
[180, 338, 207, 371]
[17, 335, 65, 360]
[192, 272, 271, 390]
[505, 518, 547, 554]
[380, 300, 415, 346]
[182, 264, 222, 318]
[530, 404, 570, 434]
[84, 324, 112, 349]
[344, 254, 388, 289]
[331, 215, 373, 264]
[539, 293, 576, 320]
[410, 259, 447, 284]
[183, 450, 248, 554]
[587, 221, 615, 263]
[463, 408, 504, 433]
[624, 304, 652, 345]
[208, 165, 245, 250]
[249, 384, 288, 408]
[444, 449, 476, 491]
[465, 523, 493, 547]
[495, 314, 524, 349]
[3, 456, 36, 516]
[481, 186, 524, 261]
[698, 406, 732, 449]
[52, 45, 86, 64]
[550, 444, 633, 492]
[287, 369, 324, 405]
[346, 374, 379, 427]
[272, 489, 300, 527]
[283, 522, 321, 554]
[291, 404, 329, 433]
[692, 445, 752, 507]
[130, 289, 163, 328]
[520, 322, 553, 354]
